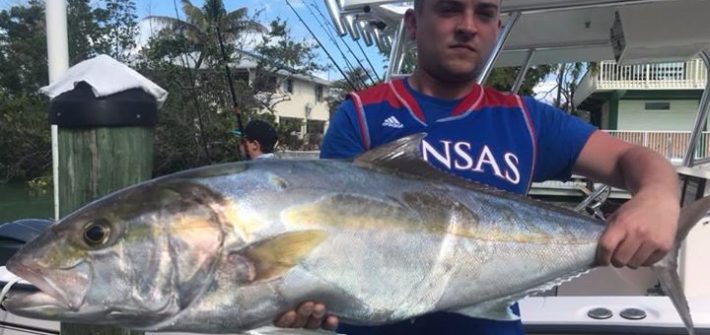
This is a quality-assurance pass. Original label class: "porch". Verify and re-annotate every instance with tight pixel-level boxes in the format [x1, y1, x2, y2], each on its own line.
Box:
[530, 130, 709, 198]
[574, 59, 707, 107]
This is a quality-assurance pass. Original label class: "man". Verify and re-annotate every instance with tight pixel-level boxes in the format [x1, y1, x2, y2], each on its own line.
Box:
[275, 0, 680, 333]
[242, 120, 278, 160]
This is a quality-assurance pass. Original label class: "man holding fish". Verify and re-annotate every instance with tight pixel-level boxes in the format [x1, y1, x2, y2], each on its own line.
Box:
[275, 0, 681, 334]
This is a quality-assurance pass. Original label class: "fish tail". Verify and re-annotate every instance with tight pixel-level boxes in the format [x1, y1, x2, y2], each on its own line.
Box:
[651, 194, 710, 335]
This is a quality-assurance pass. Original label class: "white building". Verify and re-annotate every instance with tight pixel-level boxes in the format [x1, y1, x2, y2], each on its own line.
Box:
[230, 54, 332, 150]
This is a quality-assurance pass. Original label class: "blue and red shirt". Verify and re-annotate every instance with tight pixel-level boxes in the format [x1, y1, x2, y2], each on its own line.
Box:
[320, 78, 596, 334]
[321, 78, 595, 193]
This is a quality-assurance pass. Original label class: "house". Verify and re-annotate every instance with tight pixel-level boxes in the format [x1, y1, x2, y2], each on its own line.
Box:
[574, 58, 708, 162]
[531, 58, 708, 199]
[230, 54, 332, 150]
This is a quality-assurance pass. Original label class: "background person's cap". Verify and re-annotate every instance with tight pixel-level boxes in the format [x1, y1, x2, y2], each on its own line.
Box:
[243, 120, 278, 150]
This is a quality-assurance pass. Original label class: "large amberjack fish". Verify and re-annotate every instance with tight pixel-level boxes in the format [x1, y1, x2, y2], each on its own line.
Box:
[2, 134, 708, 334]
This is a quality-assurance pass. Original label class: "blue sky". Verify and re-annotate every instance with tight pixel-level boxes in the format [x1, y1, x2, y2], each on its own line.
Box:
[135, 0, 388, 82]
[0, 0, 388, 81]
[0, 0, 554, 96]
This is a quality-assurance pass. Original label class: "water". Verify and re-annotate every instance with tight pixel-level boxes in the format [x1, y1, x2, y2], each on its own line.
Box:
[0, 182, 53, 223]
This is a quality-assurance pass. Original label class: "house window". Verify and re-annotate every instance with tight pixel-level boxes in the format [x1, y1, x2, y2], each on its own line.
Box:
[645, 102, 671, 110]
[280, 117, 302, 135]
[234, 70, 250, 84]
[254, 75, 277, 92]
[315, 85, 324, 102]
[283, 79, 293, 93]
[307, 120, 325, 134]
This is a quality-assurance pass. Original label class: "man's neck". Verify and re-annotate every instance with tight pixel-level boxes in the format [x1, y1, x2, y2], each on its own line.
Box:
[408, 69, 477, 100]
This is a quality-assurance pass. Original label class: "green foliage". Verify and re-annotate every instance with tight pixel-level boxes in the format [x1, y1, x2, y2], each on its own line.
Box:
[378, 41, 417, 76]
[0, 95, 50, 182]
[138, 2, 322, 173]
[485, 65, 554, 96]
[0, 0, 139, 183]
[326, 67, 371, 117]
[252, 18, 326, 112]
[2, 0, 333, 180]
[66, 0, 137, 64]
[0, 0, 48, 97]
[0, 1, 50, 182]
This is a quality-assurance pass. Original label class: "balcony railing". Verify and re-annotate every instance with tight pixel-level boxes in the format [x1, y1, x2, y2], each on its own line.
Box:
[574, 59, 707, 106]
[531, 130, 709, 198]
[597, 59, 707, 90]
[604, 130, 710, 163]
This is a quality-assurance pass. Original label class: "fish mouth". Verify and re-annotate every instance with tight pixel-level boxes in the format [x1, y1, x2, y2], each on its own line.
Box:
[5, 259, 86, 311]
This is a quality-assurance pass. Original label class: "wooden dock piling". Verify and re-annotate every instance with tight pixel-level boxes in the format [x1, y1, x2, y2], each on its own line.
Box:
[51, 82, 158, 335]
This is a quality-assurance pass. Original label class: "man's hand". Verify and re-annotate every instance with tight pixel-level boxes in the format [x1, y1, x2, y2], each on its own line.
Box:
[596, 190, 679, 268]
[274, 301, 338, 330]
[573, 131, 680, 269]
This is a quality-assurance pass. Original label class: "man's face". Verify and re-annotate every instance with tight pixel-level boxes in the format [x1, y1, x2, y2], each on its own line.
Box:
[242, 138, 260, 159]
[406, 0, 502, 82]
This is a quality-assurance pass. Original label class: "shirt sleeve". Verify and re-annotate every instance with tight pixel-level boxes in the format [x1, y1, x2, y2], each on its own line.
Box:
[320, 99, 366, 159]
[525, 96, 597, 182]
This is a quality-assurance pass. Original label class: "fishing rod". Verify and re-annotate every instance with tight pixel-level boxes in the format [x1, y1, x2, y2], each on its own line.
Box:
[310, 1, 381, 84]
[308, 3, 376, 87]
[303, 3, 364, 89]
[215, 24, 248, 160]
[354, 37, 382, 83]
[285, 0, 358, 91]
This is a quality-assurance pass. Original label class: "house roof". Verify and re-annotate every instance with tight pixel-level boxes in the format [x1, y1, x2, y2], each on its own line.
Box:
[231, 50, 333, 86]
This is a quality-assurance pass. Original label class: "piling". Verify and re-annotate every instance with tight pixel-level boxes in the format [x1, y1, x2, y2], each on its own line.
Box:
[50, 80, 158, 335]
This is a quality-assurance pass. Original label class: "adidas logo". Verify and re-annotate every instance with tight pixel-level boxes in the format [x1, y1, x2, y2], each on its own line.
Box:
[382, 116, 404, 128]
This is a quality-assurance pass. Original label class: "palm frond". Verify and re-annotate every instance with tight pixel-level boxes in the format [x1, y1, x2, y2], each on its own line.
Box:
[225, 7, 266, 33]
[143, 16, 207, 45]
[225, 7, 248, 22]
[226, 19, 267, 36]
[181, 0, 207, 27]
[203, 0, 227, 21]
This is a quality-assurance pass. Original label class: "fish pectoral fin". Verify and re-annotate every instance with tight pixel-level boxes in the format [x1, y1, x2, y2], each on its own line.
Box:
[448, 299, 520, 321]
[234, 230, 327, 282]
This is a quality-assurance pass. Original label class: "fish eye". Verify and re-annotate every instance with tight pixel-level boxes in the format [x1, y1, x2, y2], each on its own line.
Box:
[83, 219, 111, 247]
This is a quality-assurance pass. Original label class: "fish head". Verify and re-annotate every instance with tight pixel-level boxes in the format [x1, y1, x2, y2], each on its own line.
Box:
[3, 179, 226, 328]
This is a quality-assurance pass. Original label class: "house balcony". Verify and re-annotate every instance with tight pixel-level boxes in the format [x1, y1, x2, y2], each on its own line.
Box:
[574, 59, 707, 107]
[605, 130, 710, 163]
[530, 130, 710, 199]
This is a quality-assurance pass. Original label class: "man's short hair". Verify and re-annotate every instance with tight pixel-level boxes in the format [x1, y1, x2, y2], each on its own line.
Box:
[243, 120, 278, 153]
[414, 0, 502, 12]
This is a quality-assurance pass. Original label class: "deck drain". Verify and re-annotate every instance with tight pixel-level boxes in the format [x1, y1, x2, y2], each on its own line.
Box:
[587, 307, 613, 320]
[620, 308, 647, 320]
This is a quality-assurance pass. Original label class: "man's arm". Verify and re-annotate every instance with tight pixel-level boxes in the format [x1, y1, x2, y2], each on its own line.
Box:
[573, 130, 680, 268]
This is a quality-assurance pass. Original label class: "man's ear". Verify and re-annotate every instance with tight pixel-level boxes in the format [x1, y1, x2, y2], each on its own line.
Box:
[404, 9, 417, 40]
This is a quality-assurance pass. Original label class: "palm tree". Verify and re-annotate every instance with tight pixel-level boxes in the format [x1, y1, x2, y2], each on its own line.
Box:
[145, 0, 265, 70]
[144, 0, 265, 161]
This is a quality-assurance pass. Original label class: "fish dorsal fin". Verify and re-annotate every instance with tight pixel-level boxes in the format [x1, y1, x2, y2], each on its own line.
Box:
[231, 230, 327, 282]
[354, 133, 444, 179]
[353, 134, 516, 198]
